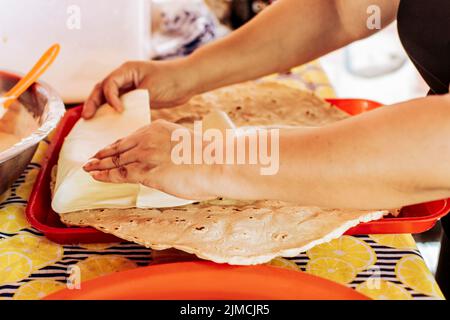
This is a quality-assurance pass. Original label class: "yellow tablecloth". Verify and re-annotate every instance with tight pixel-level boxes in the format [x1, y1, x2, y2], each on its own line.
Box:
[0, 63, 444, 300]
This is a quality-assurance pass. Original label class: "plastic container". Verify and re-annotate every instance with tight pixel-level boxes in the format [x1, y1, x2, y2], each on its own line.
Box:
[26, 99, 450, 244]
[44, 261, 369, 300]
[0, 0, 152, 103]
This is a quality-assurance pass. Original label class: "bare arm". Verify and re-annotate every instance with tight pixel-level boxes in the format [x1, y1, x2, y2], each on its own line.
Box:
[83, 0, 400, 116]
[85, 93, 450, 210]
[217, 94, 450, 210]
[188, 0, 400, 93]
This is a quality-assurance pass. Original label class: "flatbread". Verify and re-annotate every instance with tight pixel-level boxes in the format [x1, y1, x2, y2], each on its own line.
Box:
[152, 81, 349, 127]
[60, 200, 386, 265]
[57, 82, 386, 265]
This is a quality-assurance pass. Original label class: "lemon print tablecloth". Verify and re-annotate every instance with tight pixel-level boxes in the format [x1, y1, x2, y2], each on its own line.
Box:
[0, 63, 445, 300]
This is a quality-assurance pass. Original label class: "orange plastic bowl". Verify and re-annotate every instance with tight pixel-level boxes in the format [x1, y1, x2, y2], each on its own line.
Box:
[45, 262, 369, 300]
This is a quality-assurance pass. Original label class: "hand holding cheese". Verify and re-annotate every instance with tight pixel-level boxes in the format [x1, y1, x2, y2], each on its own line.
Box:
[84, 119, 222, 201]
[82, 60, 196, 119]
[53, 89, 236, 214]
[52, 90, 200, 214]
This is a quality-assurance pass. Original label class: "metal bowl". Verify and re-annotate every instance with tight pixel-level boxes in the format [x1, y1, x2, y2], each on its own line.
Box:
[0, 70, 65, 195]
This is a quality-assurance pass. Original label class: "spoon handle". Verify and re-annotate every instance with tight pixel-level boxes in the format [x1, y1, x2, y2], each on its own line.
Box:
[3, 44, 60, 108]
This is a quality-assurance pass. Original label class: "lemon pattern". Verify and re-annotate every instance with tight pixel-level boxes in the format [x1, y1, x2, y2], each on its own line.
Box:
[306, 257, 357, 284]
[78, 243, 120, 251]
[0, 189, 11, 204]
[396, 255, 444, 299]
[0, 252, 33, 285]
[307, 236, 377, 271]
[76, 256, 138, 282]
[30, 140, 49, 164]
[0, 233, 64, 271]
[13, 280, 65, 300]
[369, 234, 417, 250]
[356, 280, 412, 300]
[15, 168, 39, 200]
[0, 66, 443, 300]
[0, 206, 30, 233]
[267, 257, 301, 271]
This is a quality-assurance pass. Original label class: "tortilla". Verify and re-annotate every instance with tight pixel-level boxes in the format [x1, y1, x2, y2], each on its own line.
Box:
[60, 200, 386, 265]
[152, 81, 349, 127]
[57, 82, 386, 265]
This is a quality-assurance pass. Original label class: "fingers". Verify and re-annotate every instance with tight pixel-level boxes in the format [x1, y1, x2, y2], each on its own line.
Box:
[89, 163, 151, 184]
[83, 149, 139, 172]
[93, 138, 138, 159]
[102, 64, 141, 112]
[102, 76, 124, 113]
[82, 83, 105, 119]
[82, 62, 140, 119]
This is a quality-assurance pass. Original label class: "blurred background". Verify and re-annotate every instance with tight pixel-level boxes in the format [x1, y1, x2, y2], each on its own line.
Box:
[0, 0, 429, 104]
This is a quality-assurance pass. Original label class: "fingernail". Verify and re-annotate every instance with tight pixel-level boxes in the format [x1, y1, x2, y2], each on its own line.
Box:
[89, 171, 100, 178]
[82, 110, 93, 119]
[83, 159, 98, 170]
[93, 152, 102, 159]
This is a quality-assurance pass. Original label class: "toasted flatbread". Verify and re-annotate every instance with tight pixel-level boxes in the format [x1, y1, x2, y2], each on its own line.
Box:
[60, 200, 386, 265]
[152, 81, 349, 127]
[58, 82, 386, 265]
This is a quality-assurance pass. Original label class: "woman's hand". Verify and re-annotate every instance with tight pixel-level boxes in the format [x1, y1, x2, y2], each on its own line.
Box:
[82, 59, 198, 119]
[82, 120, 219, 200]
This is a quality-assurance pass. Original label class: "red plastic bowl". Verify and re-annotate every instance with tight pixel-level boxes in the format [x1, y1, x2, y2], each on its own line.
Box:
[26, 99, 450, 244]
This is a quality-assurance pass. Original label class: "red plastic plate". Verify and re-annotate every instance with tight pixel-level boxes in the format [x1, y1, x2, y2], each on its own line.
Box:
[44, 261, 369, 300]
[26, 100, 450, 244]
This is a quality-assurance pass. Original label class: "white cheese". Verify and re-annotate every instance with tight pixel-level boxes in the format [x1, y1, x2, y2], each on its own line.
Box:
[52, 90, 185, 213]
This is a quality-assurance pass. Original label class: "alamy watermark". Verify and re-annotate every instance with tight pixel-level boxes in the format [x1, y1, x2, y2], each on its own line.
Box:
[171, 121, 280, 176]
[66, 4, 82, 30]
[366, 5, 382, 30]
[66, 265, 81, 290]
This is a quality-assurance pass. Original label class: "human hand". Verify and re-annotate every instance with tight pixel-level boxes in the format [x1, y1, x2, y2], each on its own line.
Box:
[82, 120, 219, 200]
[82, 59, 198, 119]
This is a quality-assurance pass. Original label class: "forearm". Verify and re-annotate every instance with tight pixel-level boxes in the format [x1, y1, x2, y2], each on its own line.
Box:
[184, 0, 358, 94]
[217, 95, 450, 209]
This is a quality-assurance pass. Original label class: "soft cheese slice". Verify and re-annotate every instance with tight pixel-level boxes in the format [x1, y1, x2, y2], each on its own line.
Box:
[52, 90, 150, 213]
[53, 90, 183, 213]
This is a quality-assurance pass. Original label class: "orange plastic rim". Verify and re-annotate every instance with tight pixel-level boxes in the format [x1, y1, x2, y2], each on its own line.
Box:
[45, 262, 369, 300]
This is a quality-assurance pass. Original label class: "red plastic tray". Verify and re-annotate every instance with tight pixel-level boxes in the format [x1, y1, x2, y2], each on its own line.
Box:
[26, 100, 450, 244]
